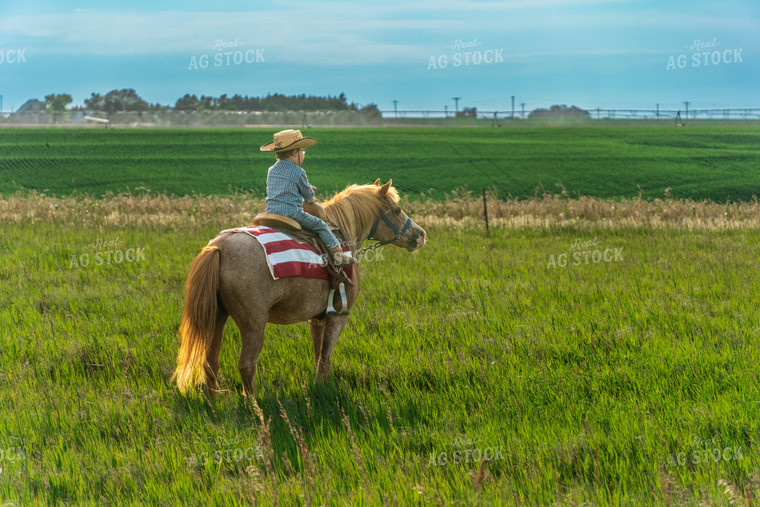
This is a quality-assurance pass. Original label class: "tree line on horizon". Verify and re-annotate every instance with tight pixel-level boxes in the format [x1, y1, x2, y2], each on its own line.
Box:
[42, 89, 381, 116]
[528, 104, 590, 119]
[41, 90, 591, 119]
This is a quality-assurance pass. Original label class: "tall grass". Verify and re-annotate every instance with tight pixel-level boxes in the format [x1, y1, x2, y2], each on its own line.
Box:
[1, 193, 759, 504]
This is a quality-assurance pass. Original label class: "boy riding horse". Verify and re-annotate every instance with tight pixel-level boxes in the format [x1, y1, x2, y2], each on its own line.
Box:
[260, 129, 354, 267]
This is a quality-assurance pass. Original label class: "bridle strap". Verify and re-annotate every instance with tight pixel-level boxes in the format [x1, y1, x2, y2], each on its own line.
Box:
[367, 213, 411, 246]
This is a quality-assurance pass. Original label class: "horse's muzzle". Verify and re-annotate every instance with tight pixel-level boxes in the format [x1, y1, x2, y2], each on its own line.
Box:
[405, 227, 426, 251]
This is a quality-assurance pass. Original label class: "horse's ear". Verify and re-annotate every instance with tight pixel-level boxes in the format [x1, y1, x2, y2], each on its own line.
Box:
[373, 178, 381, 186]
[378, 180, 392, 196]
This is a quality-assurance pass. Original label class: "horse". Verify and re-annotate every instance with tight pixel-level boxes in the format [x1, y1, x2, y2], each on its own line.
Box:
[172, 179, 426, 397]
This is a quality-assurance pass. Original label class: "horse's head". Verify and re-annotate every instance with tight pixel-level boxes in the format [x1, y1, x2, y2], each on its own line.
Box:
[367, 179, 426, 252]
[323, 180, 426, 251]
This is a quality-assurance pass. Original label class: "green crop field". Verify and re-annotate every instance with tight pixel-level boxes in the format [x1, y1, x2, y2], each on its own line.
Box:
[1, 126, 759, 202]
[2, 126, 760, 505]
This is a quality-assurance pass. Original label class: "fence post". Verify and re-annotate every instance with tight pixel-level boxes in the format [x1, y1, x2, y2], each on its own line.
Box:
[482, 188, 489, 236]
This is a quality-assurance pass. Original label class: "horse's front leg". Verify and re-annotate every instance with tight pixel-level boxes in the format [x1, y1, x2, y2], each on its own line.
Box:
[309, 317, 326, 370]
[315, 315, 348, 382]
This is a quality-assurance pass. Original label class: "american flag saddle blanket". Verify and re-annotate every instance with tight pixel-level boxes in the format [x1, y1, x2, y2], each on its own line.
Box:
[218, 225, 354, 281]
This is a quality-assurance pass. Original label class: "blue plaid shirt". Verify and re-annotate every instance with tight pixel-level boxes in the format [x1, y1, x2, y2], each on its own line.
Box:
[265, 160, 315, 216]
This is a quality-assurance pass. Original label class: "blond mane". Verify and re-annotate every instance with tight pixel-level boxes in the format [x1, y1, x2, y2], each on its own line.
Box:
[323, 183, 399, 244]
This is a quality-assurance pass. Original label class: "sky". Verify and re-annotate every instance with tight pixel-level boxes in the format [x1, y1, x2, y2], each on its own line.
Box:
[0, 0, 758, 114]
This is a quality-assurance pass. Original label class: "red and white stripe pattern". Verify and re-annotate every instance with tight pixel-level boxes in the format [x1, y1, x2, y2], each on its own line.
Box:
[219, 226, 353, 280]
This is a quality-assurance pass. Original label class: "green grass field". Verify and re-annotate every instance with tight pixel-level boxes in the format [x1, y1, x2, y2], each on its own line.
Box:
[2, 125, 760, 504]
[1, 126, 759, 202]
[1, 190, 759, 505]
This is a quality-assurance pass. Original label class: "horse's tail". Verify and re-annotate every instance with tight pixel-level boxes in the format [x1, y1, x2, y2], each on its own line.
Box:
[172, 245, 220, 394]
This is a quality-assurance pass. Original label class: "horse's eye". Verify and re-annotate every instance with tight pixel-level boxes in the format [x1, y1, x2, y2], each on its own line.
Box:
[395, 208, 401, 215]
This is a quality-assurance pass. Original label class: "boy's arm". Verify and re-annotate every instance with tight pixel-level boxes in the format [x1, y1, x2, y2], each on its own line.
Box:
[296, 169, 316, 203]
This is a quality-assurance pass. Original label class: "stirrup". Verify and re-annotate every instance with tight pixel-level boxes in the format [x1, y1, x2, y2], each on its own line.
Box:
[326, 283, 349, 316]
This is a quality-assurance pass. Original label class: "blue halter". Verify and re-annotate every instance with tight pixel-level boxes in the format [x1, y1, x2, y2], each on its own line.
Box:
[367, 213, 412, 246]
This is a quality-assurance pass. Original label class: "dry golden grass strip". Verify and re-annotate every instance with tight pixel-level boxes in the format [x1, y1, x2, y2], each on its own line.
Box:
[1, 191, 759, 230]
[408, 190, 760, 231]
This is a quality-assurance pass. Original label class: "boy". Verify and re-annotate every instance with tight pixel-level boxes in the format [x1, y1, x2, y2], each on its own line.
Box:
[260, 129, 354, 267]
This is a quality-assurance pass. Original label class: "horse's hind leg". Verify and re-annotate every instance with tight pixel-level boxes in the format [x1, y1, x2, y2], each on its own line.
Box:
[205, 307, 228, 395]
[237, 319, 266, 397]
[316, 316, 348, 382]
[309, 318, 326, 370]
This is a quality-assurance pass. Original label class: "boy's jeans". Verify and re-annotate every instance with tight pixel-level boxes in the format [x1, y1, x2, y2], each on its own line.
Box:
[288, 209, 340, 249]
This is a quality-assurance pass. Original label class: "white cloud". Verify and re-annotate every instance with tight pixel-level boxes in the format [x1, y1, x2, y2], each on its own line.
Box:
[0, 4, 755, 66]
[0, 9, 462, 64]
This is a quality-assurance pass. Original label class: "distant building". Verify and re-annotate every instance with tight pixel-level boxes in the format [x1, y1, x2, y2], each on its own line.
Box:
[16, 99, 46, 113]
[529, 105, 590, 120]
[9, 98, 83, 124]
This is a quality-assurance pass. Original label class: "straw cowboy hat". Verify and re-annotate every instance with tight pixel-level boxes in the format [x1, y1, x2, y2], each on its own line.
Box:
[260, 129, 317, 153]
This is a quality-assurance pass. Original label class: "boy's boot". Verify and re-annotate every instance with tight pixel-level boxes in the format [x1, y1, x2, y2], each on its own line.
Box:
[327, 245, 356, 267]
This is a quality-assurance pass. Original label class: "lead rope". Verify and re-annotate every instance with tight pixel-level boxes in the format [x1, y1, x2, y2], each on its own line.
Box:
[357, 239, 385, 256]
[325, 218, 384, 259]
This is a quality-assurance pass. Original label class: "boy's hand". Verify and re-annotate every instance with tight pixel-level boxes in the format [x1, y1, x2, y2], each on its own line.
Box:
[311, 185, 317, 193]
